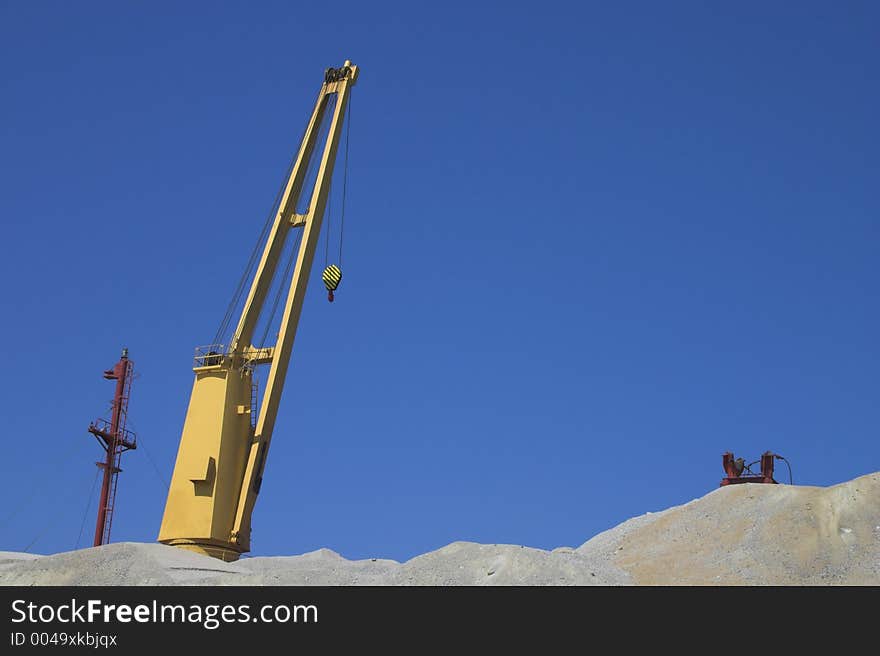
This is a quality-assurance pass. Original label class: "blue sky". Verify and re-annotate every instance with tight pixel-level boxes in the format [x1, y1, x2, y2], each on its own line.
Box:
[1, 1, 877, 561]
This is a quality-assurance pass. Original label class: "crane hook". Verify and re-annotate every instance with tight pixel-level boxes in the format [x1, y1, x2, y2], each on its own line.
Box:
[322, 265, 342, 303]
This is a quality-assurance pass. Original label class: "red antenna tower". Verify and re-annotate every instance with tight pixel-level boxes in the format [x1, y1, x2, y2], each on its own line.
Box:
[87, 348, 137, 547]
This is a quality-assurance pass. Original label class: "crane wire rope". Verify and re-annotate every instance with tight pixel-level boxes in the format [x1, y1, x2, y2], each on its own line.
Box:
[125, 419, 171, 490]
[338, 90, 352, 267]
[24, 462, 100, 553]
[212, 113, 313, 349]
[258, 229, 302, 350]
[75, 467, 102, 549]
[211, 176, 285, 348]
[138, 437, 171, 490]
[213, 84, 349, 345]
[319, 88, 351, 303]
[0, 437, 91, 532]
[324, 170, 332, 268]
[323, 89, 352, 269]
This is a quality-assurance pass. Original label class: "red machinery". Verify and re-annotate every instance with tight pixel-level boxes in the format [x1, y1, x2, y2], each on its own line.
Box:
[720, 451, 778, 486]
[87, 348, 137, 546]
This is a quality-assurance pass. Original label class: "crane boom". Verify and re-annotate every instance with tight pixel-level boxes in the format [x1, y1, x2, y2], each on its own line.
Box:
[158, 61, 359, 561]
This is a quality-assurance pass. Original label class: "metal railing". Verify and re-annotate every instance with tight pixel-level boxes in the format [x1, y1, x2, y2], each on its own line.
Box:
[88, 417, 137, 450]
[194, 344, 226, 368]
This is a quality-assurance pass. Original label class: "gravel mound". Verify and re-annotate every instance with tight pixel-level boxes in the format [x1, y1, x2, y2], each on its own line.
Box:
[2, 472, 877, 585]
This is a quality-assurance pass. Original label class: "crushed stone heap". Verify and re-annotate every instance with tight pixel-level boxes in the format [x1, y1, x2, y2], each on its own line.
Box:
[2, 472, 877, 585]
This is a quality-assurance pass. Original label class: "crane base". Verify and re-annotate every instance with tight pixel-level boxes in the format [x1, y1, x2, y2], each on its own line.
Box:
[160, 540, 243, 562]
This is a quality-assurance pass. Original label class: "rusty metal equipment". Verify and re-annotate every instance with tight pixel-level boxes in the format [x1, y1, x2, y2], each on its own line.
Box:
[720, 451, 782, 486]
[87, 348, 137, 546]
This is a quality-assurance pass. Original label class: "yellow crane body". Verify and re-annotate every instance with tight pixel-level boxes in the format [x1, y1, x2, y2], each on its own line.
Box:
[158, 62, 358, 562]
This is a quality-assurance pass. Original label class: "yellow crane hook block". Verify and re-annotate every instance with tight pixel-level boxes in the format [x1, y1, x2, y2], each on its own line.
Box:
[322, 264, 342, 302]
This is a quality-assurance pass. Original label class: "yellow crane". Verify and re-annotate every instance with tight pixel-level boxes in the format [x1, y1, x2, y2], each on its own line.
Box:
[158, 61, 359, 562]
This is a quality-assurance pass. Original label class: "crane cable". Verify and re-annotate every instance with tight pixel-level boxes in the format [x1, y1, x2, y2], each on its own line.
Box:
[0, 438, 90, 532]
[75, 467, 102, 549]
[125, 419, 171, 490]
[24, 461, 98, 554]
[324, 173, 332, 268]
[212, 177, 284, 348]
[258, 230, 302, 349]
[322, 89, 352, 302]
[212, 115, 312, 348]
[339, 89, 351, 268]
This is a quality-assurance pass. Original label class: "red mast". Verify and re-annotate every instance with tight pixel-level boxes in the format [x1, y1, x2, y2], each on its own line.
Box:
[87, 348, 137, 547]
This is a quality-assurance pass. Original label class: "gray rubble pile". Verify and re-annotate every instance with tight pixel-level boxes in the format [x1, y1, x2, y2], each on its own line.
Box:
[2, 472, 877, 585]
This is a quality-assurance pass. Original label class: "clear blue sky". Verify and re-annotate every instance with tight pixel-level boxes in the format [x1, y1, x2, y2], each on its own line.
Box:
[1, 1, 877, 561]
